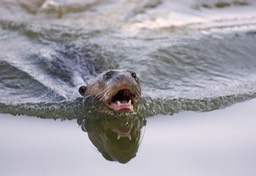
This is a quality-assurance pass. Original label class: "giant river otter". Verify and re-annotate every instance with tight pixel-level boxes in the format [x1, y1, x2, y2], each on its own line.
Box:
[78, 69, 141, 112]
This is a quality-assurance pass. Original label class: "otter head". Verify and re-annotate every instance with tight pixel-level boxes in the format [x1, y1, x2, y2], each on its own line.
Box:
[79, 69, 141, 112]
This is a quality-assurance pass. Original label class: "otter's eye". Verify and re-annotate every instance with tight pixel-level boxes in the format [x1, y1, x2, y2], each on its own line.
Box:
[103, 72, 112, 81]
[131, 72, 137, 79]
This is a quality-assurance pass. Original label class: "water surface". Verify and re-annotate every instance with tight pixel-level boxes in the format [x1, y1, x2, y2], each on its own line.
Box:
[0, 0, 256, 175]
[1, 99, 256, 176]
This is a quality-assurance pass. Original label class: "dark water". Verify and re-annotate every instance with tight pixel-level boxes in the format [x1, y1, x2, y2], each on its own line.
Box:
[1, 0, 256, 174]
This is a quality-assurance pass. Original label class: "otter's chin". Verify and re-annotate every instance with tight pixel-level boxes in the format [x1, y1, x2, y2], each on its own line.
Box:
[106, 89, 136, 112]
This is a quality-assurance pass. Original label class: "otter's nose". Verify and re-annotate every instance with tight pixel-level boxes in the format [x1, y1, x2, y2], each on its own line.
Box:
[116, 74, 126, 81]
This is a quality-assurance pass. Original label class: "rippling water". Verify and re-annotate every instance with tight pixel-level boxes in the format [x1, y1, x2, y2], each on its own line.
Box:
[1, 0, 256, 118]
[1, 0, 256, 174]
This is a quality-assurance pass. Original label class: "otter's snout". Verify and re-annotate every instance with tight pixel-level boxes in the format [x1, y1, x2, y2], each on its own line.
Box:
[116, 74, 127, 81]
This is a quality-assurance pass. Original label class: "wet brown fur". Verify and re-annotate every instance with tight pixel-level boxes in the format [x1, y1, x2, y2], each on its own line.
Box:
[79, 69, 141, 108]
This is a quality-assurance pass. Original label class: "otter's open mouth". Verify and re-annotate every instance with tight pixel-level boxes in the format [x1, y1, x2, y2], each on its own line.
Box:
[111, 125, 133, 140]
[107, 89, 136, 112]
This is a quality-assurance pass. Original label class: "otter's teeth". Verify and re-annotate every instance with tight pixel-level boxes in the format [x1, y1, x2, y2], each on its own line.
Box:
[117, 101, 121, 105]
[128, 99, 132, 105]
[117, 134, 132, 140]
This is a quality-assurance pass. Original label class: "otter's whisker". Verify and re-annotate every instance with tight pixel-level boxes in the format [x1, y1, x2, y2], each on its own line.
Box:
[78, 69, 141, 112]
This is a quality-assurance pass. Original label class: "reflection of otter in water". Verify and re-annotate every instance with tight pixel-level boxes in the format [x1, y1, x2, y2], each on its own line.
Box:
[78, 69, 141, 112]
[79, 116, 146, 163]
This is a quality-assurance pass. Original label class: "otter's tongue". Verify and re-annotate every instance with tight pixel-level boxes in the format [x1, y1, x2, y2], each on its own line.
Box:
[110, 100, 133, 111]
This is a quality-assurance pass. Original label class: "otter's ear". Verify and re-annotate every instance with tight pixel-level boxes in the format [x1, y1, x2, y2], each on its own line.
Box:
[79, 86, 87, 96]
